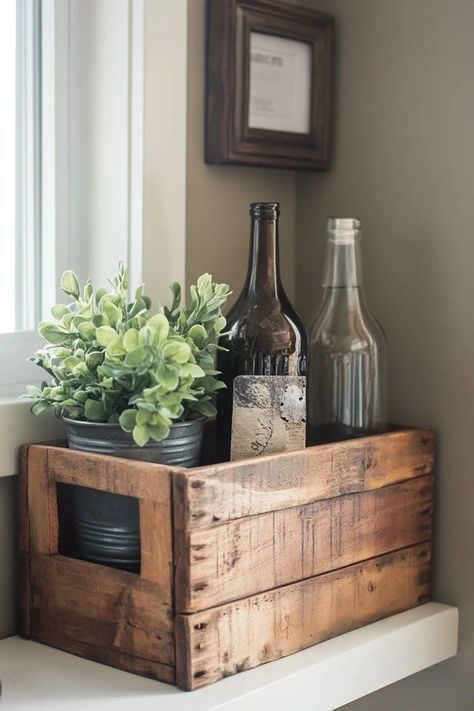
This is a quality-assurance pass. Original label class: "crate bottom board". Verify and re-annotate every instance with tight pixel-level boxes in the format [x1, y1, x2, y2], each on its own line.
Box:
[23, 542, 430, 691]
[176, 542, 431, 689]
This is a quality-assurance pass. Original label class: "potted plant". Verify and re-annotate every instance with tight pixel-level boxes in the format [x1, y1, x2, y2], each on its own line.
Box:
[26, 264, 230, 571]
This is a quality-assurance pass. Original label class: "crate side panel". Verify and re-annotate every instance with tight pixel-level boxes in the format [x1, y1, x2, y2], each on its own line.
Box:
[140, 499, 174, 588]
[47, 446, 178, 503]
[30, 555, 174, 666]
[177, 475, 433, 612]
[179, 429, 434, 529]
[175, 542, 431, 690]
[29, 631, 175, 684]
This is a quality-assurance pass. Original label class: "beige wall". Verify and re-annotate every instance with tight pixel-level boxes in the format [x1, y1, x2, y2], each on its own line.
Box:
[296, 1, 474, 707]
[185, 0, 296, 304]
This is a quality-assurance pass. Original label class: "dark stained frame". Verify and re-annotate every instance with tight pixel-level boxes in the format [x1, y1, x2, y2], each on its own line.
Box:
[205, 0, 334, 170]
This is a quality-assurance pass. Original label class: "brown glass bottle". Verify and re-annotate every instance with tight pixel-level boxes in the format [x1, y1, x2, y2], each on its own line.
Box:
[216, 202, 308, 460]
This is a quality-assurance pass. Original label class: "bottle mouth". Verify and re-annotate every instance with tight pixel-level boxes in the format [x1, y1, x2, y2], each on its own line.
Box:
[327, 217, 360, 232]
[250, 202, 280, 219]
[327, 217, 360, 244]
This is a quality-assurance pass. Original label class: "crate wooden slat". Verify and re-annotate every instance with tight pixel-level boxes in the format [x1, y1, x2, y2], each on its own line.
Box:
[174, 429, 434, 530]
[19, 427, 435, 691]
[175, 475, 433, 612]
[175, 542, 431, 689]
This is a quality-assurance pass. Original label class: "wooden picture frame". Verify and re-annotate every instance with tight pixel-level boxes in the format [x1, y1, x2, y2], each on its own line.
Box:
[205, 0, 334, 170]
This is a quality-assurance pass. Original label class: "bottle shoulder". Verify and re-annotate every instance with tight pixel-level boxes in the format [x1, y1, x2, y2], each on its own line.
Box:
[310, 293, 385, 353]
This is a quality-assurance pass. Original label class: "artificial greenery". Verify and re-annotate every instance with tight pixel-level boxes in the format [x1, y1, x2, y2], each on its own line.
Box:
[26, 264, 231, 445]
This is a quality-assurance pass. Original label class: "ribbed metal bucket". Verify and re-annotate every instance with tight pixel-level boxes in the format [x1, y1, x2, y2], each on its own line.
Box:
[64, 417, 204, 572]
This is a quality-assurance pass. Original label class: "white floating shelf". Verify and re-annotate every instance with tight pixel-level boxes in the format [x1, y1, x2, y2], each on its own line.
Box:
[0, 603, 458, 711]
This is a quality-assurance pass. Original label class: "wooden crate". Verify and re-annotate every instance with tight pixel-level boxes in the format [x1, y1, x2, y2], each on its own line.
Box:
[19, 428, 434, 690]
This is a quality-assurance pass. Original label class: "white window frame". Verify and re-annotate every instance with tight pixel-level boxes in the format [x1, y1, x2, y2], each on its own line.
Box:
[0, 0, 146, 397]
[0, 0, 190, 401]
[0, 0, 43, 397]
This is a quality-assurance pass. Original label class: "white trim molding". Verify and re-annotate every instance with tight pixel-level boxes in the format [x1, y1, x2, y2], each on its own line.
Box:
[0, 398, 64, 478]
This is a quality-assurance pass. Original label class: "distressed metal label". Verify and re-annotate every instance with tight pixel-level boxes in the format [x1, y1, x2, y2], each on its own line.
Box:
[230, 375, 306, 461]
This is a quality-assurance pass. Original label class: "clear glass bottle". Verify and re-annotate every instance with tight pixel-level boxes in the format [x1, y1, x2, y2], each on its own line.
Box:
[308, 217, 387, 444]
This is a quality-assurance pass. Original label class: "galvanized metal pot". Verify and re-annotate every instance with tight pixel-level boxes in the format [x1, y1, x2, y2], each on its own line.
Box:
[64, 417, 204, 572]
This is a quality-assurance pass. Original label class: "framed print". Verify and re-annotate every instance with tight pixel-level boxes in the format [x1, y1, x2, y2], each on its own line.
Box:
[205, 0, 333, 170]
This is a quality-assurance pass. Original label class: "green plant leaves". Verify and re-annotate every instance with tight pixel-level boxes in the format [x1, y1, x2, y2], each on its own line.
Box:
[133, 423, 149, 447]
[96, 326, 117, 347]
[26, 266, 231, 447]
[123, 328, 139, 352]
[156, 363, 179, 390]
[84, 399, 106, 421]
[38, 321, 73, 344]
[163, 340, 191, 363]
[147, 313, 169, 343]
[119, 409, 137, 432]
[61, 270, 80, 299]
[78, 321, 96, 342]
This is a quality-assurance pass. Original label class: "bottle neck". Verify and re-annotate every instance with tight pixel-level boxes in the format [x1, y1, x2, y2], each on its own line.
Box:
[246, 215, 281, 297]
[322, 231, 363, 288]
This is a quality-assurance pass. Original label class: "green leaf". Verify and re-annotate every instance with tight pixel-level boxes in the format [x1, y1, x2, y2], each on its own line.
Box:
[119, 409, 137, 432]
[133, 423, 149, 447]
[84, 279, 93, 300]
[38, 321, 73, 344]
[123, 328, 139, 353]
[72, 362, 89, 377]
[84, 399, 106, 422]
[163, 340, 191, 363]
[156, 362, 179, 390]
[107, 335, 126, 357]
[63, 356, 81, 371]
[124, 345, 153, 370]
[94, 287, 107, 306]
[103, 300, 122, 328]
[51, 304, 69, 320]
[96, 325, 117, 347]
[180, 362, 205, 379]
[192, 400, 217, 418]
[61, 270, 80, 299]
[136, 410, 151, 426]
[147, 422, 169, 443]
[25, 385, 41, 397]
[147, 314, 169, 344]
[92, 314, 106, 328]
[214, 315, 226, 334]
[85, 351, 104, 370]
[187, 324, 207, 348]
[139, 325, 155, 347]
[78, 321, 96, 342]
[31, 401, 51, 416]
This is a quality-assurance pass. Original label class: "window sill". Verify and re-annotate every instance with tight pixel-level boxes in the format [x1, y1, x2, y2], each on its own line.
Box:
[0, 398, 65, 477]
[0, 603, 458, 711]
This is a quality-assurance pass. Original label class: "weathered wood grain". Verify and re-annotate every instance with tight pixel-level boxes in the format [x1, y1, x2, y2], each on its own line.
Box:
[30, 554, 174, 666]
[27, 447, 58, 555]
[30, 629, 175, 684]
[140, 499, 173, 590]
[175, 542, 431, 690]
[175, 429, 434, 529]
[18, 444, 30, 553]
[46, 445, 179, 503]
[176, 475, 433, 612]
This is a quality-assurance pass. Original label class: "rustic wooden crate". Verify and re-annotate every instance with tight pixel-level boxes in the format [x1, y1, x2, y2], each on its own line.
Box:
[19, 428, 434, 690]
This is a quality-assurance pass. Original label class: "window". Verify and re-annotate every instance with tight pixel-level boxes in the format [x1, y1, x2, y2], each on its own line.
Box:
[1, 0, 41, 335]
[0, 0, 146, 396]
[0, 1, 19, 333]
[0, 0, 43, 396]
